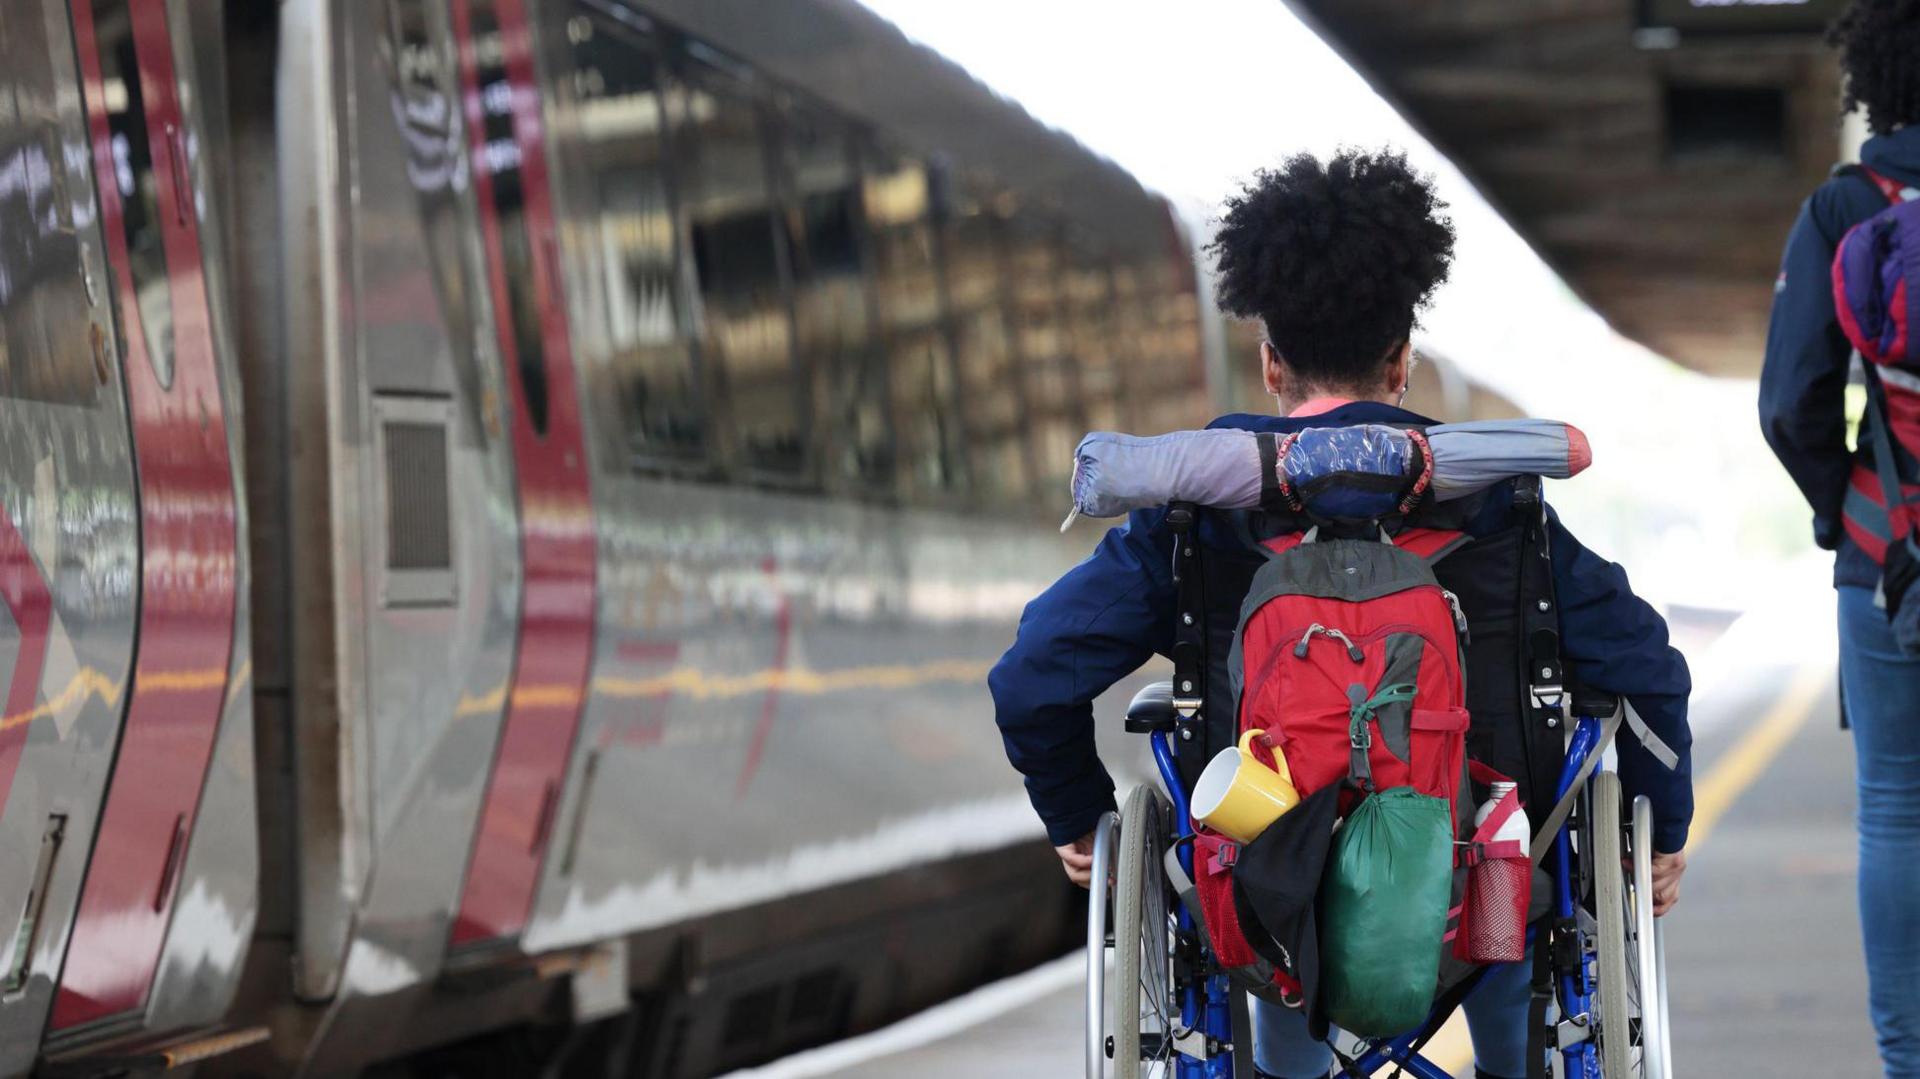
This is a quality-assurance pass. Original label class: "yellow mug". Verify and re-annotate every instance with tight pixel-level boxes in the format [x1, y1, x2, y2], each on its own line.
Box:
[1191, 730, 1301, 843]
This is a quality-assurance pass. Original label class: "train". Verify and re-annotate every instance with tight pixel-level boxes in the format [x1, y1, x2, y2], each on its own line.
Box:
[0, 1, 1494, 1075]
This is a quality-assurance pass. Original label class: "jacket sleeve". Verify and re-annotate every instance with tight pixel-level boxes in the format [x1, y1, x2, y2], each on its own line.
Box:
[1549, 511, 1695, 853]
[988, 509, 1177, 846]
[1758, 192, 1857, 550]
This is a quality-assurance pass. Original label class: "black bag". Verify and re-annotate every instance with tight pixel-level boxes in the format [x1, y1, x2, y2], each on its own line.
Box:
[1231, 781, 1344, 1034]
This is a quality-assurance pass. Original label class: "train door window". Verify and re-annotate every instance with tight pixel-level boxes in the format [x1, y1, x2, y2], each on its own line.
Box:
[83, 0, 179, 393]
[863, 152, 964, 500]
[670, 49, 806, 480]
[557, 6, 702, 466]
[375, 0, 498, 414]
[1007, 215, 1081, 493]
[946, 186, 1029, 503]
[466, 1, 551, 434]
[0, 7, 100, 405]
[775, 102, 890, 493]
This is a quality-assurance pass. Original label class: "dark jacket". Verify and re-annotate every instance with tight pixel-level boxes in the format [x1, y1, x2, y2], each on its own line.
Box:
[1759, 126, 1920, 587]
[988, 402, 1696, 853]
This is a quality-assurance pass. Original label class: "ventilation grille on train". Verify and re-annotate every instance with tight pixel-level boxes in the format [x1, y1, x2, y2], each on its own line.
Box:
[384, 421, 452, 571]
[375, 397, 457, 607]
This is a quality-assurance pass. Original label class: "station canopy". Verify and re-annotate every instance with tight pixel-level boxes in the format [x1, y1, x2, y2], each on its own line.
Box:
[1288, 0, 1846, 377]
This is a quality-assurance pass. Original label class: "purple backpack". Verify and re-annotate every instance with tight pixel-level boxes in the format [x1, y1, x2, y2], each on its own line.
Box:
[1833, 167, 1920, 651]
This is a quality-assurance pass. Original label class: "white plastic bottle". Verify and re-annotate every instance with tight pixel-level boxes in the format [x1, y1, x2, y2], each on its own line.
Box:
[1475, 781, 1528, 846]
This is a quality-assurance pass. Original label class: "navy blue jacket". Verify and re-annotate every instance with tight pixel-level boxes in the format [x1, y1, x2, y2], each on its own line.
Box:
[1759, 126, 1920, 587]
[989, 403, 1696, 853]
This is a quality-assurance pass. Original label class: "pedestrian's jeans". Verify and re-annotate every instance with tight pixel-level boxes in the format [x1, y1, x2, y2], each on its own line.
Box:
[1840, 584, 1920, 1078]
[1253, 953, 1533, 1079]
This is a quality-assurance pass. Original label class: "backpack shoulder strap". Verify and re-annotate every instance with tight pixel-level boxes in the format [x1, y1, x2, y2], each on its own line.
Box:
[1836, 162, 1914, 206]
[1862, 362, 1908, 535]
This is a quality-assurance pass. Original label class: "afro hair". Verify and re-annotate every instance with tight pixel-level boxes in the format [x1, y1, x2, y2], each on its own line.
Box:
[1208, 149, 1454, 389]
[1829, 0, 1920, 135]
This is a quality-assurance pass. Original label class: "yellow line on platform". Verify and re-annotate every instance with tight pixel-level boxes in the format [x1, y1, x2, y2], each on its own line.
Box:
[1686, 662, 1830, 848]
[1421, 662, 1830, 1076]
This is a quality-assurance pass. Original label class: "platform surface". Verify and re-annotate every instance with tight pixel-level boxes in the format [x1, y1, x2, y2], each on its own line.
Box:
[730, 622, 1878, 1078]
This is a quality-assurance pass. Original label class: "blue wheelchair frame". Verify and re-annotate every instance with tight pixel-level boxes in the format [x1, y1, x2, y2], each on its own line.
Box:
[1145, 709, 1612, 1078]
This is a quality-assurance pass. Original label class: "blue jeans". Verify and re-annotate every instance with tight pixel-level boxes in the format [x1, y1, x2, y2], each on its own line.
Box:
[1253, 954, 1534, 1078]
[1840, 584, 1920, 1078]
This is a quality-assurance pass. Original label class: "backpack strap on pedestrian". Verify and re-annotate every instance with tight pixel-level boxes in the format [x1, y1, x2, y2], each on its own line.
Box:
[1837, 162, 1919, 205]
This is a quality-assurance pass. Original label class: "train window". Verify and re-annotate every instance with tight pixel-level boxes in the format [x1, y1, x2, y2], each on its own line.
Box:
[466, 2, 551, 434]
[557, 8, 703, 465]
[85, 0, 178, 393]
[1006, 216, 1082, 492]
[671, 57, 807, 479]
[946, 188, 1030, 502]
[374, 0, 499, 416]
[776, 105, 890, 492]
[0, 15, 97, 405]
[863, 154, 965, 500]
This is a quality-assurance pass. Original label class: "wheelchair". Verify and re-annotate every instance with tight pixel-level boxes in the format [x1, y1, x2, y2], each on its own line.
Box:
[1083, 509, 1674, 1079]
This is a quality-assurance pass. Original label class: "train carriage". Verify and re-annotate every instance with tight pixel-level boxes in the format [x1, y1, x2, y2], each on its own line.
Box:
[0, 1, 1498, 1075]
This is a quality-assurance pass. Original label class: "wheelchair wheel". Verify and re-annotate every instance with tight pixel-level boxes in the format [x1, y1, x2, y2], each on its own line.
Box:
[1086, 811, 1120, 1079]
[1591, 771, 1660, 1077]
[1631, 795, 1671, 1079]
[1113, 784, 1176, 1079]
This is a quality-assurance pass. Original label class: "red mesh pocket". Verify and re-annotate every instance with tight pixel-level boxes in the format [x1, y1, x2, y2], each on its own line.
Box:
[1193, 833, 1261, 970]
[1456, 857, 1530, 963]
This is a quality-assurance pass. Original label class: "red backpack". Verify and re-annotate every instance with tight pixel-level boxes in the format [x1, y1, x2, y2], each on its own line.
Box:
[1232, 527, 1471, 815]
[1189, 523, 1474, 1002]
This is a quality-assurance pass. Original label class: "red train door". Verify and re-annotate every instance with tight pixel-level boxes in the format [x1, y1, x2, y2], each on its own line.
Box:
[448, 0, 598, 948]
[52, 0, 240, 1029]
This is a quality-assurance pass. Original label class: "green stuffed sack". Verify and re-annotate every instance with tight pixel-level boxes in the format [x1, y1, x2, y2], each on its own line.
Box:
[1317, 785, 1455, 1037]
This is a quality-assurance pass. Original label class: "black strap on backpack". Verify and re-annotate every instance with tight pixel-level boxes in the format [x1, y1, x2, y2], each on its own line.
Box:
[1512, 476, 1572, 822]
[1516, 477, 1564, 729]
[1168, 503, 1210, 787]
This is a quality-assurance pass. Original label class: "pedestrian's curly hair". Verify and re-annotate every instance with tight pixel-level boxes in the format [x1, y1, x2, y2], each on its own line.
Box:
[1209, 149, 1453, 389]
[1829, 0, 1920, 135]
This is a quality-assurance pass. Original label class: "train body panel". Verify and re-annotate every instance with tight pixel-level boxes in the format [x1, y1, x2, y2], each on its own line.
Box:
[446, 0, 601, 952]
[522, 479, 1073, 955]
[0, 6, 145, 1072]
[48, 0, 258, 1042]
[254, 0, 525, 1056]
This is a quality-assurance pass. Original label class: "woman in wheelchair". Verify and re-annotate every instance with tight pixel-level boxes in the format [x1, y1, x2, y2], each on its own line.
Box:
[988, 149, 1693, 1079]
